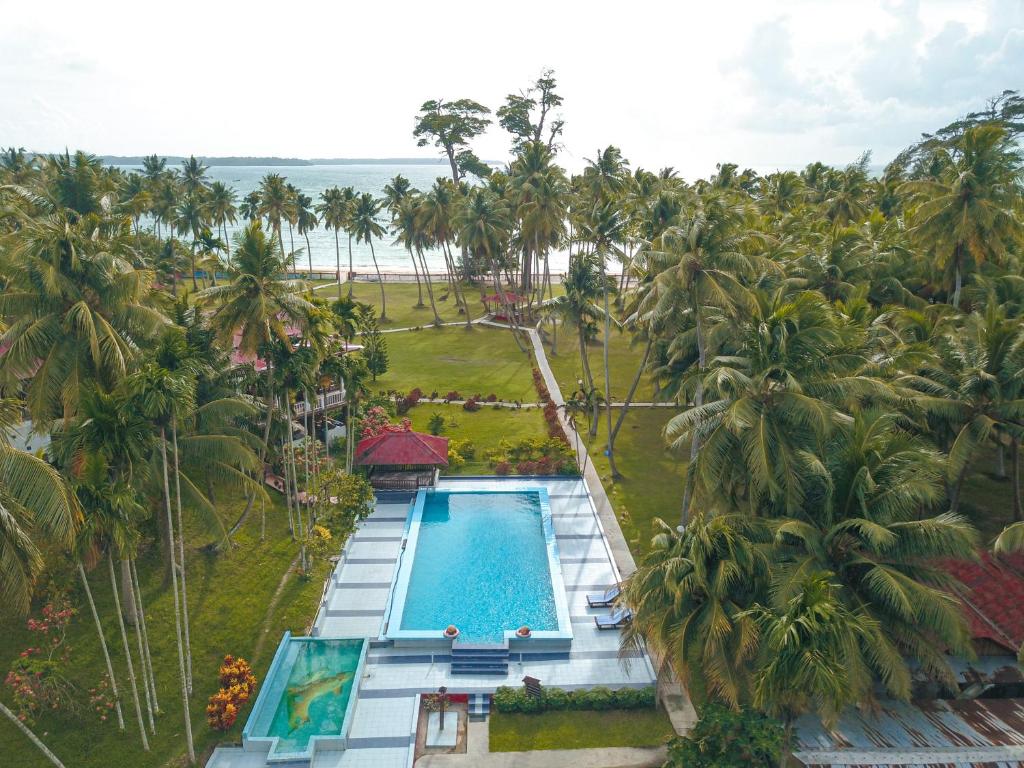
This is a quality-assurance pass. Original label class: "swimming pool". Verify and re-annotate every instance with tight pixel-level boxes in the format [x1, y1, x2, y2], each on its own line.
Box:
[242, 634, 366, 762]
[385, 488, 573, 643]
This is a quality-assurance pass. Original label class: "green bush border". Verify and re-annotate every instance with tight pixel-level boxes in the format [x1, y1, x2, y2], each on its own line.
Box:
[491, 685, 656, 714]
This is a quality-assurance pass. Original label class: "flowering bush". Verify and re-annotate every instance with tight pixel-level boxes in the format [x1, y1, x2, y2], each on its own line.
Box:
[486, 393, 498, 402]
[495, 461, 512, 475]
[486, 438, 576, 476]
[5, 600, 77, 724]
[207, 655, 258, 731]
[444, 390, 462, 402]
[88, 676, 117, 723]
[360, 406, 412, 438]
[463, 397, 481, 412]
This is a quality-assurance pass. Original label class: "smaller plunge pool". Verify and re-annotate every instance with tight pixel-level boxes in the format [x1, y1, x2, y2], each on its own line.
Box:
[242, 633, 366, 763]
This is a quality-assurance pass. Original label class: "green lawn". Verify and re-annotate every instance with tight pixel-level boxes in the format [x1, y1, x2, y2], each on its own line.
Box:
[0, 489, 329, 768]
[575, 407, 686, 555]
[320, 280, 480, 329]
[370, 325, 536, 403]
[542, 321, 658, 404]
[489, 708, 675, 751]
[404, 403, 549, 475]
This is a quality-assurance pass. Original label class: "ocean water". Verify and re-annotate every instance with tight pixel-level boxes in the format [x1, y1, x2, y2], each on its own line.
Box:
[119, 162, 576, 274]
[265, 639, 362, 757]
[399, 491, 558, 642]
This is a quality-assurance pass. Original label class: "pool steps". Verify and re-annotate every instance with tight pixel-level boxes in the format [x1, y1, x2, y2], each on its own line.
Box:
[450, 641, 510, 675]
[468, 693, 491, 719]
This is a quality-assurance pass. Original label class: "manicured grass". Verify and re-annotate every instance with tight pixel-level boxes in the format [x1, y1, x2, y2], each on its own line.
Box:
[370, 325, 536, 403]
[404, 403, 549, 475]
[321, 280, 479, 329]
[488, 708, 675, 751]
[0, 489, 330, 768]
[542, 320, 658, 405]
[574, 407, 686, 555]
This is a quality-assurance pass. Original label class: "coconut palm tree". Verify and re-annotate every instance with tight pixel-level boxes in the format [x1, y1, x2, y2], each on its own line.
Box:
[198, 221, 311, 454]
[0, 204, 166, 426]
[394, 196, 441, 321]
[385, 177, 425, 306]
[902, 124, 1024, 306]
[317, 186, 347, 298]
[351, 193, 388, 320]
[180, 155, 208, 196]
[419, 179, 472, 326]
[295, 191, 318, 275]
[258, 173, 292, 260]
[208, 181, 238, 266]
[622, 513, 770, 706]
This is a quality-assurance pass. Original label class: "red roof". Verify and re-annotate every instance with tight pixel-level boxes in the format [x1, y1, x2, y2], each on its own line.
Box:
[945, 551, 1024, 653]
[354, 430, 449, 467]
[482, 292, 529, 304]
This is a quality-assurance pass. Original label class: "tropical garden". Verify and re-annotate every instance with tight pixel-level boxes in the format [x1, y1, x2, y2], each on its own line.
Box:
[2, 72, 1024, 767]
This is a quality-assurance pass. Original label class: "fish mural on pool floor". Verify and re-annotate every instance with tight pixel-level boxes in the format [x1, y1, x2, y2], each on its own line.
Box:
[285, 669, 351, 731]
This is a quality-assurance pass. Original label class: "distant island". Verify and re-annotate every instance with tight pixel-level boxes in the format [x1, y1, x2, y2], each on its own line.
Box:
[99, 155, 453, 167]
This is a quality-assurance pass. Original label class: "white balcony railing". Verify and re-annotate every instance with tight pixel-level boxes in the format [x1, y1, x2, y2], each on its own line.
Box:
[293, 388, 346, 417]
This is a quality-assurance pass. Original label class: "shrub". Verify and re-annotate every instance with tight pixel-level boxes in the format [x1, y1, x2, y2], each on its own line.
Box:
[490, 685, 656, 714]
[207, 655, 258, 731]
[427, 412, 445, 436]
[463, 397, 481, 412]
[445, 390, 461, 402]
[447, 445, 465, 467]
[486, 393, 497, 402]
[495, 461, 512, 475]
[665, 703, 783, 768]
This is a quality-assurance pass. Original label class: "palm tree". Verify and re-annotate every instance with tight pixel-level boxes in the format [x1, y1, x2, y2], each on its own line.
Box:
[0, 204, 166, 426]
[394, 196, 441, 322]
[897, 307, 1024, 513]
[175, 195, 209, 290]
[902, 124, 1024, 306]
[180, 155, 208, 196]
[198, 221, 311, 453]
[240, 190, 261, 222]
[208, 181, 238, 266]
[258, 173, 292, 260]
[746, 573, 888, 766]
[651, 192, 773, 517]
[351, 193, 388, 320]
[295, 191, 318, 275]
[316, 186, 347, 297]
[622, 513, 769, 706]
[420, 180, 472, 326]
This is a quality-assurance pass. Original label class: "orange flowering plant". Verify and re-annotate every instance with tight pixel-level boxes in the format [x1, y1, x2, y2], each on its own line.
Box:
[206, 655, 258, 731]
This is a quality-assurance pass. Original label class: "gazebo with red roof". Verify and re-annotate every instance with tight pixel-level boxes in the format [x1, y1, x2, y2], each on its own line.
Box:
[481, 291, 529, 322]
[354, 429, 449, 491]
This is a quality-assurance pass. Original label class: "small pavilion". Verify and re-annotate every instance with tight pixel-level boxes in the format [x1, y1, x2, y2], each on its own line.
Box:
[481, 291, 529, 322]
[354, 429, 449, 491]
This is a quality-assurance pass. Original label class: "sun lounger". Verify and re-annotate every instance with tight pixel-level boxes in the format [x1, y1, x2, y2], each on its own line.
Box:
[594, 607, 632, 630]
[586, 584, 621, 608]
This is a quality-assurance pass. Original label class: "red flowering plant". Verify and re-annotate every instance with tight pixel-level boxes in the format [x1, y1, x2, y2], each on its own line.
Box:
[88, 676, 117, 723]
[5, 600, 77, 724]
[359, 406, 412, 439]
[207, 655, 258, 731]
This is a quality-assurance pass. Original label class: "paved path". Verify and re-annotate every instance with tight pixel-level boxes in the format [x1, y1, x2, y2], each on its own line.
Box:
[527, 328, 637, 577]
[418, 745, 668, 767]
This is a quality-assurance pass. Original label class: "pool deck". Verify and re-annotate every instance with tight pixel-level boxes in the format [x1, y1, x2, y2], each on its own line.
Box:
[207, 476, 656, 768]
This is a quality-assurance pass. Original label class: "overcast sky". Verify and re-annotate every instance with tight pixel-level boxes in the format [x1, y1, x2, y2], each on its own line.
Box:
[0, 0, 1020, 179]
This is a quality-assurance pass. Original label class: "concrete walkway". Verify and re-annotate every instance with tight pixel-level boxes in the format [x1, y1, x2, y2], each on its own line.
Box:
[527, 328, 637, 577]
[418, 746, 667, 768]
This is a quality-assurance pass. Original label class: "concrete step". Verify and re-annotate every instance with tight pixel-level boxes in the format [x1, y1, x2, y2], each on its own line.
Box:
[451, 662, 509, 675]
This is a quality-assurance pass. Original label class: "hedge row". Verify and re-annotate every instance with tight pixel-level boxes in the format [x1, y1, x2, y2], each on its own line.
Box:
[491, 685, 656, 713]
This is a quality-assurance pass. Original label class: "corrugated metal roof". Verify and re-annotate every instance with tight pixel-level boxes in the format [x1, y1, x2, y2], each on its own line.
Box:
[795, 698, 1024, 767]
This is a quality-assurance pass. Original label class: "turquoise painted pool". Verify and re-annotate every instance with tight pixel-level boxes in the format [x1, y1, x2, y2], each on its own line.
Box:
[394, 490, 561, 642]
[242, 635, 365, 761]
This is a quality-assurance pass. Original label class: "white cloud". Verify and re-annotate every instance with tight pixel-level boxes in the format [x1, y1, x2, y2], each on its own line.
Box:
[0, 0, 1017, 179]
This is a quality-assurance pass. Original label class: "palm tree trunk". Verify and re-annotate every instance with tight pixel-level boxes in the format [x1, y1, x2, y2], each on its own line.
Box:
[0, 701, 67, 767]
[444, 240, 473, 329]
[952, 259, 963, 307]
[418, 247, 441, 325]
[305, 231, 314, 276]
[681, 308, 706, 527]
[409, 249, 424, 307]
[77, 561, 125, 731]
[334, 228, 342, 299]
[601, 265, 619, 478]
[120, 559, 137, 627]
[223, 221, 232, 267]
[125, 560, 156, 734]
[1013, 438, 1022, 522]
[129, 558, 159, 716]
[159, 427, 196, 764]
[345, 401, 353, 473]
[577, 325, 598, 437]
[347, 232, 355, 297]
[107, 555, 149, 752]
[611, 336, 653, 446]
[369, 238, 388, 321]
[171, 416, 193, 695]
[489, 256, 528, 352]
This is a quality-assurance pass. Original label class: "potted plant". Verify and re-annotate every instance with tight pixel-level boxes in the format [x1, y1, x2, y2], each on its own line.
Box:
[444, 625, 459, 639]
[516, 625, 531, 638]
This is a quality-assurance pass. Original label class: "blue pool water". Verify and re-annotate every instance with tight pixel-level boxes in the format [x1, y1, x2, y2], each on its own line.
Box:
[399, 491, 558, 642]
[264, 639, 362, 756]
